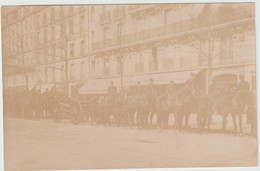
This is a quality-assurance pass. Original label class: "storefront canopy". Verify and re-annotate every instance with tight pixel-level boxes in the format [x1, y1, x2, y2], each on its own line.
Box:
[128, 69, 201, 86]
[79, 77, 131, 95]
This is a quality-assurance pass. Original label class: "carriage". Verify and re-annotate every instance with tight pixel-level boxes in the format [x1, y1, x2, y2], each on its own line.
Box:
[53, 97, 83, 125]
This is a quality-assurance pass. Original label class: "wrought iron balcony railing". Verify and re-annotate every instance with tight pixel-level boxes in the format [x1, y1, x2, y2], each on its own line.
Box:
[92, 4, 254, 51]
[100, 11, 111, 24]
[113, 6, 126, 19]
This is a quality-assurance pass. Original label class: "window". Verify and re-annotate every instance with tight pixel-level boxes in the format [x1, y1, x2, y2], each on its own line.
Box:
[70, 64, 74, 81]
[116, 57, 121, 74]
[91, 6, 94, 21]
[252, 73, 256, 91]
[45, 67, 48, 82]
[69, 6, 74, 15]
[52, 67, 56, 82]
[44, 29, 47, 43]
[59, 23, 63, 38]
[80, 62, 85, 80]
[25, 36, 28, 49]
[44, 49, 48, 62]
[200, 39, 208, 66]
[61, 65, 64, 81]
[117, 24, 122, 37]
[51, 8, 55, 23]
[103, 28, 108, 41]
[51, 26, 55, 40]
[91, 60, 95, 74]
[52, 46, 55, 61]
[220, 35, 232, 62]
[80, 15, 85, 32]
[36, 15, 40, 28]
[103, 58, 110, 76]
[43, 12, 47, 25]
[70, 43, 74, 57]
[79, 6, 84, 11]
[91, 31, 95, 43]
[80, 40, 85, 56]
[59, 7, 64, 19]
[69, 19, 74, 34]
[135, 51, 144, 72]
[25, 19, 28, 31]
[151, 47, 158, 71]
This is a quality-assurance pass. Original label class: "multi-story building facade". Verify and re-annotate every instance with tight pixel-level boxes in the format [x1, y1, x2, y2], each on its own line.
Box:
[2, 3, 256, 95]
[2, 5, 90, 95]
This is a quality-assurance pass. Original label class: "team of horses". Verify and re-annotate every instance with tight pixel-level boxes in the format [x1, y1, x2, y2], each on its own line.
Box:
[4, 83, 256, 136]
[79, 83, 256, 135]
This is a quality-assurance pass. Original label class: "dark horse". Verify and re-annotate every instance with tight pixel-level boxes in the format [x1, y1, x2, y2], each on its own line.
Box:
[174, 84, 199, 129]
[209, 87, 249, 134]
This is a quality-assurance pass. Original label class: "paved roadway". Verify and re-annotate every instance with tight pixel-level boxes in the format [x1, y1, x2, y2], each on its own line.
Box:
[3, 116, 258, 171]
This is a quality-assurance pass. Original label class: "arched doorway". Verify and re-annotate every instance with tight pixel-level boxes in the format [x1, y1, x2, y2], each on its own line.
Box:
[212, 74, 238, 94]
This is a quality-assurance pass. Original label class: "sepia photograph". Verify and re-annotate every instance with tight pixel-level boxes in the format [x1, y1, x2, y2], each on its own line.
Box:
[1, 1, 258, 171]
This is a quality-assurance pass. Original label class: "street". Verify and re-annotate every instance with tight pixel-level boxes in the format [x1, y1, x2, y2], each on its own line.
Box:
[4, 116, 258, 171]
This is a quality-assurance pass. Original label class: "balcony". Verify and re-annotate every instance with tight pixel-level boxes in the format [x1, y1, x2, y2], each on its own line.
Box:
[128, 5, 144, 11]
[100, 11, 111, 24]
[113, 6, 126, 19]
[92, 4, 254, 51]
[128, 4, 155, 16]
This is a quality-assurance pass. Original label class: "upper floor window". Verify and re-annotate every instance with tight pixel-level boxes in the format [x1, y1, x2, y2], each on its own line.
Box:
[91, 6, 95, 21]
[70, 43, 74, 57]
[51, 8, 55, 23]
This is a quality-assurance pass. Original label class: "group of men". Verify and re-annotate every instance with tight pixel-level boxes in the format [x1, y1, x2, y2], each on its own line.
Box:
[106, 73, 251, 105]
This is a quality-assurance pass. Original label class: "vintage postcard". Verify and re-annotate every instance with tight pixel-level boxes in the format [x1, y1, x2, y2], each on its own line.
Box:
[1, 2, 258, 171]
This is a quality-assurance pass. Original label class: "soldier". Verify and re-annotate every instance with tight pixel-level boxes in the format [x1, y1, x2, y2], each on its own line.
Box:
[238, 74, 249, 94]
[185, 72, 198, 95]
[165, 81, 176, 96]
[107, 81, 117, 96]
[107, 81, 117, 104]
[147, 78, 156, 96]
[238, 74, 250, 106]
[135, 82, 144, 97]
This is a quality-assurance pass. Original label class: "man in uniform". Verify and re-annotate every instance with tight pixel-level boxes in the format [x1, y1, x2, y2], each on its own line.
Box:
[238, 74, 250, 107]
[147, 78, 156, 96]
[184, 72, 198, 96]
[135, 82, 144, 97]
[165, 81, 176, 96]
[107, 81, 117, 104]
[238, 74, 249, 94]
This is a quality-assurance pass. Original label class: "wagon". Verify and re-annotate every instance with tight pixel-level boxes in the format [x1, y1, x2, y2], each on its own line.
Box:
[53, 97, 82, 125]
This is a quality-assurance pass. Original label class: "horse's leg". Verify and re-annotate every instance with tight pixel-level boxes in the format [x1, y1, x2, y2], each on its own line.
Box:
[231, 112, 237, 133]
[163, 113, 169, 129]
[222, 112, 228, 131]
[196, 112, 201, 130]
[207, 114, 212, 130]
[185, 112, 190, 129]
[238, 113, 243, 134]
[179, 112, 184, 130]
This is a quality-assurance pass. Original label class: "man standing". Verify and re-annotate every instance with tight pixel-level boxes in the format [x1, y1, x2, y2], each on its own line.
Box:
[238, 74, 250, 106]
[238, 74, 250, 94]
[147, 78, 156, 96]
[165, 81, 176, 96]
[107, 81, 117, 104]
[135, 82, 144, 97]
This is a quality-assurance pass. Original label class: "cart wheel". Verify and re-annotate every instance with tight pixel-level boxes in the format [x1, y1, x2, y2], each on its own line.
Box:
[54, 109, 61, 123]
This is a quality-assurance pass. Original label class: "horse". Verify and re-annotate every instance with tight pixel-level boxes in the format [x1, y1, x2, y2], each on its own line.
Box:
[208, 87, 249, 134]
[245, 92, 257, 136]
[196, 94, 212, 131]
[173, 83, 199, 129]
